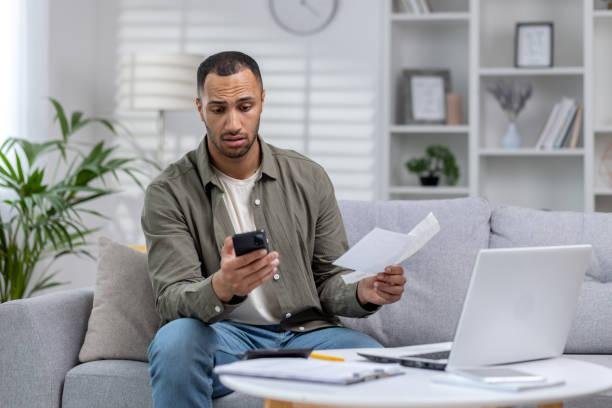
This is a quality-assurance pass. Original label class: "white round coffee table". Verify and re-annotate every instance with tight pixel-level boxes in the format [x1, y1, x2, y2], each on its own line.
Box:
[219, 349, 612, 408]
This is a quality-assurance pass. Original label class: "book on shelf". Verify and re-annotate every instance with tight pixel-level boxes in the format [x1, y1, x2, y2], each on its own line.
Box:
[535, 98, 582, 150]
[566, 105, 583, 149]
[420, 0, 431, 13]
[553, 99, 577, 148]
[396, 0, 431, 14]
[395, 0, 411, 13]
[534, 103, 561, 150]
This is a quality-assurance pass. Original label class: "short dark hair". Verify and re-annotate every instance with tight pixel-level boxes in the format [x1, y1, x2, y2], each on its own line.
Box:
[196, 51, 263, 97]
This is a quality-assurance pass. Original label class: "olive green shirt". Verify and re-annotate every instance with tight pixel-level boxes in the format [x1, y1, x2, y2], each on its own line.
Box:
[141, 136, 380, 331]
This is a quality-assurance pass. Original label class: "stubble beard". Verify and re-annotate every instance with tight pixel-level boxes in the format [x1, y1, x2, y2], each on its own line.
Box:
[206, 118, 260, 159]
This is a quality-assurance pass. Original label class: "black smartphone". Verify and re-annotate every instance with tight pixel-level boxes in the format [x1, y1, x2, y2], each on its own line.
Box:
[232, 229, 269, 257]
[241, 348, 313, 360]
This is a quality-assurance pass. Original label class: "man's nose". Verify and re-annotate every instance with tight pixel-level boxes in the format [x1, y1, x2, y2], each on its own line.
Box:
[226, 109, 241, 133]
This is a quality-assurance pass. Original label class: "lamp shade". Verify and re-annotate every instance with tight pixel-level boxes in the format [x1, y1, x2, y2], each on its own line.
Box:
[117, 53, 204, 111]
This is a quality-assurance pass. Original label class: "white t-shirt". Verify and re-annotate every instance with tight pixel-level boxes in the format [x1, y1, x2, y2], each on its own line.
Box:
[212, 164, 281, 325]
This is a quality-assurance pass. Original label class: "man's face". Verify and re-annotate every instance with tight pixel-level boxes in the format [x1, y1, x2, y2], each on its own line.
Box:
[196, 68, 265, 159]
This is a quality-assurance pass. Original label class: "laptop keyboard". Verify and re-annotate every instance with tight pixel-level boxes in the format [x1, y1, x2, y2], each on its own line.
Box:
[403, 350, 450, 361]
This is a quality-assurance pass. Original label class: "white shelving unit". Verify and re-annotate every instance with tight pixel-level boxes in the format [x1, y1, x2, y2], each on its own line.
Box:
[382, 0, 472, 201]
[594, 10, 612, 18]
[593, 1, 612, 212]
[479, 149, 586, 157]
[383, 0, 611, 212]
[391, 12, 471, 22]
[595, 188, 612, 195]
[479, 67, 585, 76]
[390, 125, 470, 133]
[388, 186, 470, 196]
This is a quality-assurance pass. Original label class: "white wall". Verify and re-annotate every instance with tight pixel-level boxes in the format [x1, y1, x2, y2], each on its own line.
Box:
[49, 0, 97, 125]
[43, 0, 122, 293]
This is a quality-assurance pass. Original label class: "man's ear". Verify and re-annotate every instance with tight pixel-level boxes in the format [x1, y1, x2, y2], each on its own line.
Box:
[195, 97, 205, 121]
[261, 89, 266, 110]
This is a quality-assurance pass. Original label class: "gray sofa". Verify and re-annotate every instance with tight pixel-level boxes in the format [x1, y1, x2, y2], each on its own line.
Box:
[2, 197, 612, 408]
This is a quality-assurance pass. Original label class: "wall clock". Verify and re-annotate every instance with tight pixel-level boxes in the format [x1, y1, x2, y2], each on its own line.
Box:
[269, 0, 339, 36]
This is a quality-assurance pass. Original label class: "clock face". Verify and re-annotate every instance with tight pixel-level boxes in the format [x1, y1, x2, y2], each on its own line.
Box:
[269, 0, 339, 35]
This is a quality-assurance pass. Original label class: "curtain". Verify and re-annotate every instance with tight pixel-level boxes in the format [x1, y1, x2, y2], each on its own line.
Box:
[0, 0, 49, 144]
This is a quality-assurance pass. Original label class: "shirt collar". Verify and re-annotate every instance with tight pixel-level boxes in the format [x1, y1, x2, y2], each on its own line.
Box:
[196, 135, 278, 190]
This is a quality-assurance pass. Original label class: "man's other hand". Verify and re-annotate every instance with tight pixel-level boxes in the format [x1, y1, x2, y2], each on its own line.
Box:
[212, 236, 279, 302]
[356, 265, 406, 306]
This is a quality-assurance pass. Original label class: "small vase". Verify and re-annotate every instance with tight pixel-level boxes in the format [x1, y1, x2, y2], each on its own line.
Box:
[501, 121, 522, 149]
[419, 175, 439, 186]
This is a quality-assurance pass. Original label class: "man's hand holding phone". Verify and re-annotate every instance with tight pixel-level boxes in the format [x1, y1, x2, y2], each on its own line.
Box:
[212, 232, 279, 303]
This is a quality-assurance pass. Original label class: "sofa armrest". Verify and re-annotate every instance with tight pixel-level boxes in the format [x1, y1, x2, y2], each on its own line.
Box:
[0, 287, 94, 408]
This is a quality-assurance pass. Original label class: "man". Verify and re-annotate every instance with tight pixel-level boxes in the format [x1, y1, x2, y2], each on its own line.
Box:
[142, 51, 407, 408]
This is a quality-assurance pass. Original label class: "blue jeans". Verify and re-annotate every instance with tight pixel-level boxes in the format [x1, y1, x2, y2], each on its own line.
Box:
[147, 318, 382, 408]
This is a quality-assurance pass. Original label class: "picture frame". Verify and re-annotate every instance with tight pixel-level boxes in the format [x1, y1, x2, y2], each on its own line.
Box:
[515, 22, 554, 68]
[398, 69, 451, 124]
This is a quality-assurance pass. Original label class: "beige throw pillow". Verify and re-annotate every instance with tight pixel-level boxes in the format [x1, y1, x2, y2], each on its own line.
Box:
[79, 237, 160, 362]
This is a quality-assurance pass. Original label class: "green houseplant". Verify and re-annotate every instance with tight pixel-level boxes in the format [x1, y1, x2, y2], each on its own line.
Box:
[405, 145, 459, 186]
[0, 98, 149, 302]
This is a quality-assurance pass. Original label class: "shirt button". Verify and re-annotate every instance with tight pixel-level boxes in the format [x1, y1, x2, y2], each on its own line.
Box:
[254, 198, 261, 206]
[214, 305, 221, 313]
[273, 273, 280, 281]
[299, 326, 305, 331]
[285, 312, 292, 319]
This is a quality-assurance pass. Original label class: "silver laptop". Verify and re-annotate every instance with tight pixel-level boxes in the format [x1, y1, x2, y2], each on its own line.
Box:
[359, 245, 592, 370]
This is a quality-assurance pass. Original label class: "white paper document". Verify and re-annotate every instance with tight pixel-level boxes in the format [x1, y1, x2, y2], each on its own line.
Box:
[337, 213, 440, 284]
[214, 358, 404, 385]
[432, 374, 565, 392]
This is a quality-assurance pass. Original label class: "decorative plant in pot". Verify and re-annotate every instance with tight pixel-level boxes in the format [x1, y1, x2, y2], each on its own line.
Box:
[0, 98, 153, 303]
[405, 145, 459, 187]
[486, 80, 532, 149]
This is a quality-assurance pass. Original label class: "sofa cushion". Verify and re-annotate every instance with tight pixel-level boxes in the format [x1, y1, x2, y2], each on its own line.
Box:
[490, 206, 612, 353]
[78, 237, 160, 363]
[338, 197, 491, 347]
[62, 360, 262, 408]
[566, 354, 612, 371]
[489, 206, 612, 282]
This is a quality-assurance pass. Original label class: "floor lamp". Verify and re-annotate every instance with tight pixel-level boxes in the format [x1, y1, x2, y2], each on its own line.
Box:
[120, 53, 204, 165]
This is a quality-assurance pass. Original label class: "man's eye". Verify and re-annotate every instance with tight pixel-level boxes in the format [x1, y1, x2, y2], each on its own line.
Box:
[240, 105, 252, 112]
[211, 107, 224, 114]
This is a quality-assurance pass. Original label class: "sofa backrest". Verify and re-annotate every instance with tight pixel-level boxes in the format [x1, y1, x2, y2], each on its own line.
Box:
[338, 197, 491, 347]
[490, 206, 612, 353]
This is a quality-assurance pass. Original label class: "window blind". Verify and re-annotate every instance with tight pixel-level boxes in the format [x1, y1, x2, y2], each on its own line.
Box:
[115, 0, 379, 203]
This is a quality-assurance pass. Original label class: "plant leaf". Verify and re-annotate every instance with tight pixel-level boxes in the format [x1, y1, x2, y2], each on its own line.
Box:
[0, 149, 18, 181]
[70, 111, 84, 129]
[13, 151, 24, 183]
[49, 98, 70, 141]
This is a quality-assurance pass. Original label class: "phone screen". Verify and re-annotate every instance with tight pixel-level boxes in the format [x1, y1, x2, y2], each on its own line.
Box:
[233, 229, 269, 256]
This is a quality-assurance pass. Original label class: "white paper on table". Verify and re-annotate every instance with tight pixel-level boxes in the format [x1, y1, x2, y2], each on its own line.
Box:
[214, 358, 404, 385]
[337, 213, 440, 284]
[431, 374, 565, 392]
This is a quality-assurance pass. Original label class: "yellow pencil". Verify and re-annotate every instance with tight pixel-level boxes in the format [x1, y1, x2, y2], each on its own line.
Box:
[309, 352, 345, 362]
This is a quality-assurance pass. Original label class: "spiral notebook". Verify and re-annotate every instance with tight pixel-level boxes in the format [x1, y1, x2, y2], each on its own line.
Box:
[214, 358, 404, 385]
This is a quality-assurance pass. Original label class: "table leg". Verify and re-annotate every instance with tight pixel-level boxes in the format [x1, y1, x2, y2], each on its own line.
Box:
[264, 400, 293, 408]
